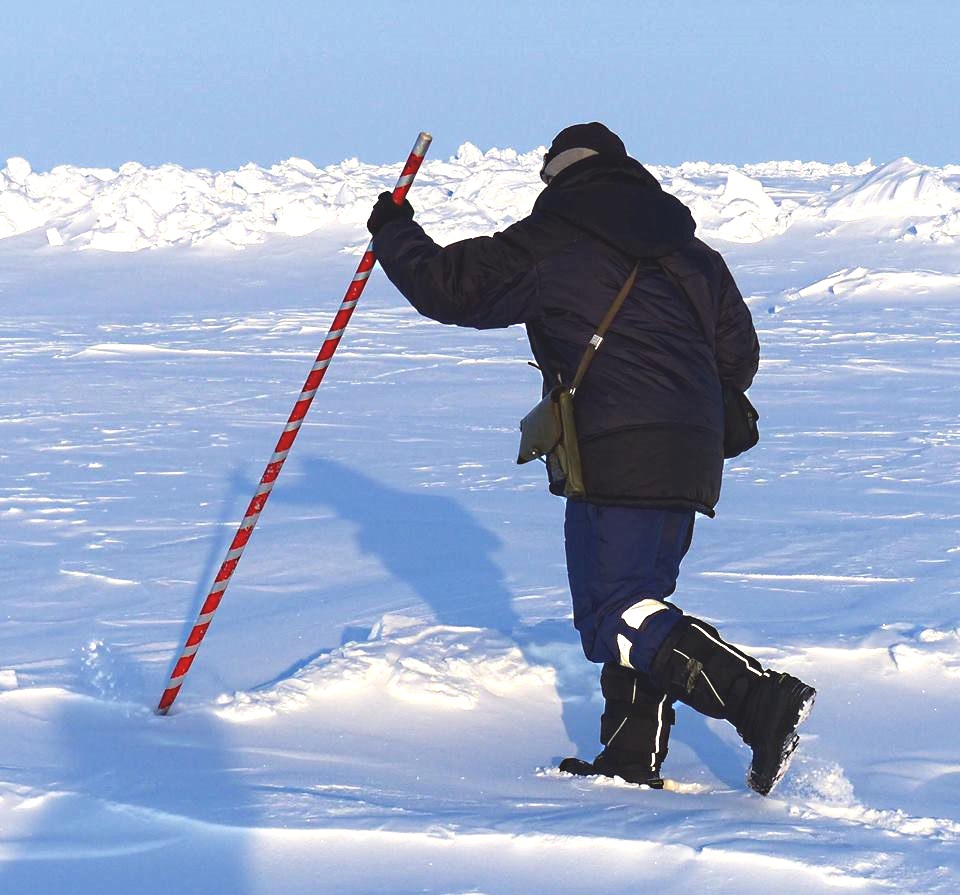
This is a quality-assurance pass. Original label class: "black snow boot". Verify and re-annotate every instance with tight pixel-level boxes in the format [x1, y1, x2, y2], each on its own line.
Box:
[648, 617, 816, 795]
[560, 663, 675, 789]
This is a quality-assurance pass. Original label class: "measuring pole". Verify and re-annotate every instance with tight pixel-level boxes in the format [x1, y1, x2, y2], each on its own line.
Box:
[157, 132, 433, 714]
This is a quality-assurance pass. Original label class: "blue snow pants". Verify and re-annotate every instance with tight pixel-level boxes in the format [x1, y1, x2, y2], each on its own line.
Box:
[564, 502, 695, 674]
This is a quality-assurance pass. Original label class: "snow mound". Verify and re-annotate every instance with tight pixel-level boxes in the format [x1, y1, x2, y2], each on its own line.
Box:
[889, 626, 960, 678]
[910, 209, 960, 243]
[796, 266, 960, 300]
[670, 170, 789, 243]
[713, 170, 788, 243]
[812, 157, 960, 222]
[216, 614, 554, 721]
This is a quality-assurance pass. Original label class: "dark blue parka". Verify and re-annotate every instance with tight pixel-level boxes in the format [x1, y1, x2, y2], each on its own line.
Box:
[373, 156, 759, 517]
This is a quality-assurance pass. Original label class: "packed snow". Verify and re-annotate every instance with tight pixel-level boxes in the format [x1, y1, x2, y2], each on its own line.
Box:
[1, 144, 959, 893]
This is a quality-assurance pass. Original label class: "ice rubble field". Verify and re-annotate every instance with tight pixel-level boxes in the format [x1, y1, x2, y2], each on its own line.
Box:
[1, 145, 959, 893]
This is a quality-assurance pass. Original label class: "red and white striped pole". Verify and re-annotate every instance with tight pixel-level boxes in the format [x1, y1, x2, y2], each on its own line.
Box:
[157, 131, 433, 714]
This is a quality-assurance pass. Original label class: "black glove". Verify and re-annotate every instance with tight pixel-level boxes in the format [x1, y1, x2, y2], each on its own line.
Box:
[366, 191, 414, 236]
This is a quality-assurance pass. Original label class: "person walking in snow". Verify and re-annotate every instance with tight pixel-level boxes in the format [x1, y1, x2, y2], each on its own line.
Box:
[367, 123, 815, 795]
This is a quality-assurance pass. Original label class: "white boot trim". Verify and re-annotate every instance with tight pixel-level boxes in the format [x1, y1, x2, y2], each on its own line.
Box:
[650, 695, 666, 772]
[606, 716, 628, 746]
[690, 623, 763, 677]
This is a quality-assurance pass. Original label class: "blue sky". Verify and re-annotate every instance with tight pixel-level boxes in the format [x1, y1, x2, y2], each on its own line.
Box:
[3, 0, 958, 171]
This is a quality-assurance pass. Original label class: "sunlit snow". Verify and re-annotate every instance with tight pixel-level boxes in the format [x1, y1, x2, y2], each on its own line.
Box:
[1, 146, 959, 893]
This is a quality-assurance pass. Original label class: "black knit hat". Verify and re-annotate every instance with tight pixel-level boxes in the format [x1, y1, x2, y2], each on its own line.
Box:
[540, 122, 628, 184]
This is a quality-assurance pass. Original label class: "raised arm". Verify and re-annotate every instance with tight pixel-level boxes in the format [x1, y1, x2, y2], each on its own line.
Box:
[372, 214, 542, 330]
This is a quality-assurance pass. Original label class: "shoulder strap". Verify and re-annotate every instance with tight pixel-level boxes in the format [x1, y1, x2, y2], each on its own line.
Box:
[541, 209, 722, 392]
[570, 262, 639, 394]
[534, 210, 640, 395]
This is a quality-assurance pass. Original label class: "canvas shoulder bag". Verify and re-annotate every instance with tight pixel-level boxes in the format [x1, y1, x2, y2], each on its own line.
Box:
[516, 263, 639, 499]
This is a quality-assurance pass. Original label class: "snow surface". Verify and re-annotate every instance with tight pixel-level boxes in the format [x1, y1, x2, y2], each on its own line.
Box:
[1, 146, 960, 893]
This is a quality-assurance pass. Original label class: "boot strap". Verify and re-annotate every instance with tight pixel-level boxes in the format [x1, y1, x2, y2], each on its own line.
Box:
[601, 705, 676, 748]
[600, 663, 672, 706]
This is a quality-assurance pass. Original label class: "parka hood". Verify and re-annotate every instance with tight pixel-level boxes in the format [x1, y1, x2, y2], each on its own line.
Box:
[534, 156, 696, 260]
